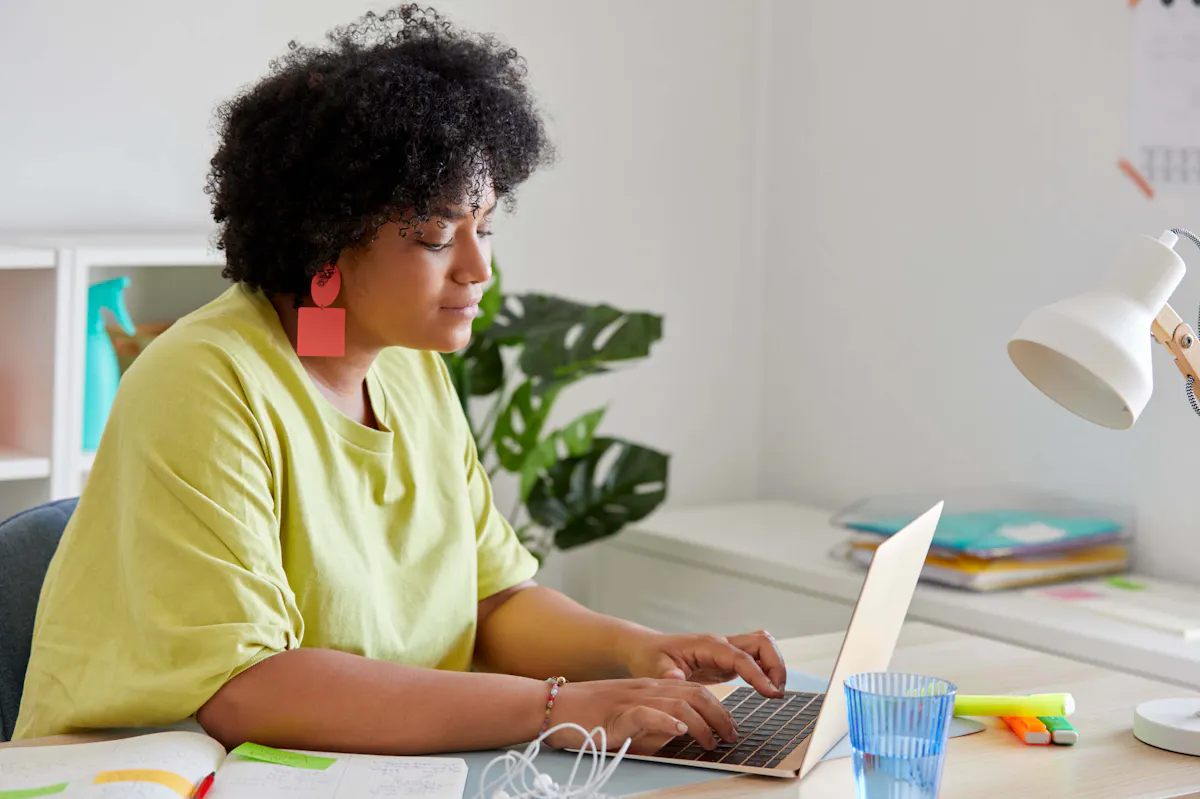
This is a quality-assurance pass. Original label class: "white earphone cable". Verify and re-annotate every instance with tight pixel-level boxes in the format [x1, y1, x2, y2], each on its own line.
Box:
[475, 724, 632, 799]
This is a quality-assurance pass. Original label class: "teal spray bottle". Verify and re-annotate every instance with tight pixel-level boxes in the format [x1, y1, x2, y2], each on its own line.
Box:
[83, 276, 136, 451]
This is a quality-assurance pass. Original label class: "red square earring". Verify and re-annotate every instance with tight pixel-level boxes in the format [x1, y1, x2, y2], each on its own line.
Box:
[297, 263, 345, 357]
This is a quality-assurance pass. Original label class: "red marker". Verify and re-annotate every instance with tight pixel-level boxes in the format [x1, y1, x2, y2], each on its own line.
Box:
[192, 771, 216, 799]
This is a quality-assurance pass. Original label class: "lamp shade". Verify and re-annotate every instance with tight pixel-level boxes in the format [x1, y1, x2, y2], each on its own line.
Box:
[1008, 232, 1187, 430]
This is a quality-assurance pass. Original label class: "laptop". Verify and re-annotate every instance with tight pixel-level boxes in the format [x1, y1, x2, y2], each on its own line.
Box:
[622, 500, 943, 779]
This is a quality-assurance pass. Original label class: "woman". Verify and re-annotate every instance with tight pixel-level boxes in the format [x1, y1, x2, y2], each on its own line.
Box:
[15, 5, 786, 755]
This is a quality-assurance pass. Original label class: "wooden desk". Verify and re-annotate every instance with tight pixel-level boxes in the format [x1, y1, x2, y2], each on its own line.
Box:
[640, 623, 1200, 799]
[5, 623, 1200, 798]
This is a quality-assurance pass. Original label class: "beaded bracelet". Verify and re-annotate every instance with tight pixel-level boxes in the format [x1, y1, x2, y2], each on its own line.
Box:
[541, 676, 568, 735]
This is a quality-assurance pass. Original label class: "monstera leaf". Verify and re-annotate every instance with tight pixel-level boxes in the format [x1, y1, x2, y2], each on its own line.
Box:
[518, 407, 606, 500]
[492, 380, 560, 472]
[444, 254, 668, 560]
[464, 336, 504, 396]
[487, 294, 663, 381]
[485, 293, 588, 343]
[526, 437, 669, 550]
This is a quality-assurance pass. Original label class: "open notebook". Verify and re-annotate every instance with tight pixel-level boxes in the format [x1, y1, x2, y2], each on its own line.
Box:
[0, 731, 467, 798]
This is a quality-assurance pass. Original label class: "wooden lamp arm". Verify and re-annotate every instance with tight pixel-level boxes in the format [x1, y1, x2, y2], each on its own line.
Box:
[1151, 303, 1200, 382]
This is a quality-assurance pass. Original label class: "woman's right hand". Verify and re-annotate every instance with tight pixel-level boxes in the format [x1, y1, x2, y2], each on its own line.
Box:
[545, 678, 739, 755]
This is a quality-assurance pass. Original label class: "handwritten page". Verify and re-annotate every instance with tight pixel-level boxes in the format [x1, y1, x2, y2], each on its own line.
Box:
[335, 758, 467, 798]
[1132, 1, 1200, 190]
[0, 732, 223, 797]
[208, 751, 467, 799]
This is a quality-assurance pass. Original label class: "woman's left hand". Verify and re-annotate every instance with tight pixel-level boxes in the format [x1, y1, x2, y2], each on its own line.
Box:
[621, 630, 787, 699]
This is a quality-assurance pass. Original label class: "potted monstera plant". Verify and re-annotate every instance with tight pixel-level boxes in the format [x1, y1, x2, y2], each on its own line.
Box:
[441, 258, 669, 563]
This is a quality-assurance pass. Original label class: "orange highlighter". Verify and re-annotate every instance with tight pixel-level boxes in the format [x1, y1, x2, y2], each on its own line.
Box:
[1002, 716, 1051, 745]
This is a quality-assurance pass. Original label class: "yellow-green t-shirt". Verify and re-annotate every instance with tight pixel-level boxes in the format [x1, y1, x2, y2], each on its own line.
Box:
[13, 283, 538, 740]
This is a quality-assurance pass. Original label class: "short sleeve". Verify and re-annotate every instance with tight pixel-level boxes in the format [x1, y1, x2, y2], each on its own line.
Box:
[465, 431, 540, 601]
[423, 350, 538, 602]
[15, 338, 303, 737]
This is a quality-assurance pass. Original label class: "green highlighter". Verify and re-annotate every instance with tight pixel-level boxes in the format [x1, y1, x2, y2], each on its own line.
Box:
[1038, 716, 1079, 745]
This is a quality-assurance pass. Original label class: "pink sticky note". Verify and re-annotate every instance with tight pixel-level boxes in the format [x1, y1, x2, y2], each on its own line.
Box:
[297, 307, 345, 357]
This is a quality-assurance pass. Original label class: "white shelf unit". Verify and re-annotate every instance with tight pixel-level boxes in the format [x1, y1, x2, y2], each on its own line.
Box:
[0, 247, 66, 520]
[0, 234, 227, 517]
[0, 449, 52, 481]
[0, 246, 55, 270]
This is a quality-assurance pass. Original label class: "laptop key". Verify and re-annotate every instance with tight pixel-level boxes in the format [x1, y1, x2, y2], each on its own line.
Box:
[720, 740, 771, 764]
[651, 688, 829, 771]
[763, 726, 816, 768]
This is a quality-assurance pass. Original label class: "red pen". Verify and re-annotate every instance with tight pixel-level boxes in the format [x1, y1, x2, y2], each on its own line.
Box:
[192, 771, 216, 799]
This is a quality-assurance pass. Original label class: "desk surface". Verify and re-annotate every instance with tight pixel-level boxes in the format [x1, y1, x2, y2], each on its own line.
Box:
[4, 623, 1199, 799]
[638, 622, 1200, 799]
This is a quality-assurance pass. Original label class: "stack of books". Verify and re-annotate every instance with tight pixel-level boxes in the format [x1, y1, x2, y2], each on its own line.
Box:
[837, 505, 1131, 592]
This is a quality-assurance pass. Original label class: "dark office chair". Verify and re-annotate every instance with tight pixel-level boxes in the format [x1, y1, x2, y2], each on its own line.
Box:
[0, 497, 77, 741]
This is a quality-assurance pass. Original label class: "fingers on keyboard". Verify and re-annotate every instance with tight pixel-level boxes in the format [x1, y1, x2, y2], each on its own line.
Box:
[652, 686, 819, 767]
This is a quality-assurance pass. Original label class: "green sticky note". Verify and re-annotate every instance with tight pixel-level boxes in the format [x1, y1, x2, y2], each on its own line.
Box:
[230, 742, 336, 770]
[1106, 576, 1146, 590]
[0, 784, 69, 799]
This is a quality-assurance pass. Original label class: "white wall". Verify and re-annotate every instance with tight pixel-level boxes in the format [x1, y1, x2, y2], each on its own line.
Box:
[12, 0, 1192, 592]
[759, 0, 1200, 583]
[0, 0, 767, 515]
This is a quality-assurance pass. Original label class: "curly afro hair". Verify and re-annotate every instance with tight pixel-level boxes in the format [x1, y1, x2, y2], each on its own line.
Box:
[204, 4, 555, 298]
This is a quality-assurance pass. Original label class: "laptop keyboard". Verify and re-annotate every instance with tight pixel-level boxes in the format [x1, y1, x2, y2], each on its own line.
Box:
[652, 687, 824, 769]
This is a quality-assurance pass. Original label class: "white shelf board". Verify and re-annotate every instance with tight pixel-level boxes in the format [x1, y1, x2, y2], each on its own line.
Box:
[0, 246, 55, 270]
[0, 448, 52, 481]
[2, 233, 224, 268]
[80, 451, 96, 473]
[78, 245, 225, 269]
[1, 232, 216, 248]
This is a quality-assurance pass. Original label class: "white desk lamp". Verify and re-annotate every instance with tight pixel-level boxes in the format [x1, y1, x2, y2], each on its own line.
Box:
[1008, 227, 1200, 757]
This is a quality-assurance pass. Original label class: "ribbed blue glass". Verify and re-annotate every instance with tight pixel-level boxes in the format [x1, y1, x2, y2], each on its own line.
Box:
[844, 672, 957, 798]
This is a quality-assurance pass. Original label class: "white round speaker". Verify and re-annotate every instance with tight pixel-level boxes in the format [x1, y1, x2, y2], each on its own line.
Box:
[1133, 698, 1200, 757]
